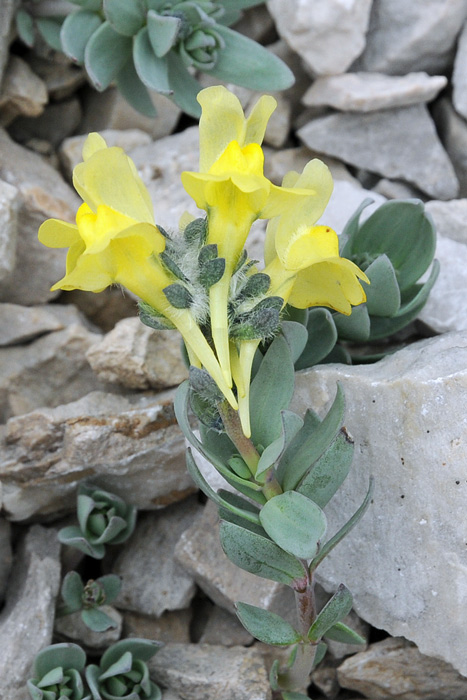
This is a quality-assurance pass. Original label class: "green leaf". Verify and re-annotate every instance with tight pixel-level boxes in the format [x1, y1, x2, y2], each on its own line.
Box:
[333, 303, 371, 342]
[236, 602, 302, 645]
[16, 10, 35, 47]
[340, 198, 374, 257]
[277, 384, 345, 491]
[116, 58, 157, 118]
[37, 667, 64, 688]
[167, 52, 201, 117]
[308, 585, 353, 642]
[217, 489, 265, 536]
[312, 641, 328, 668]
[294, 308, 338, 370]
[310, 477, 375, 572]
[363, 254, 400, 317]
[100, 639, 162, 672]
[37, 18, 64, 51]
[297, 428, 354, 508]
[324, 621, 366, 645]
[72, 0, 101, 9]
[61, 571, 84, 611]
[147, 10, 181, 57]
[204, 24, 294, 91]
[103, 0, 145, 36]
[82, 607, 117, 632]
[249, 335, 295, 448]
[97, 574, 122, 603]
[57, 525, 106, 559]
[34, 644, 86, 678]
[219, 520, 307, 585]
[256, 410, 303, 481]
[281, 321, 308, 363]
[369, 260, 440, 340]
[85, 21, 132, 90]
[282, 693, 311, 700]
[133, 26, 172, 94]
[60, 10, 102, 64]
[259, 492, 327, 559]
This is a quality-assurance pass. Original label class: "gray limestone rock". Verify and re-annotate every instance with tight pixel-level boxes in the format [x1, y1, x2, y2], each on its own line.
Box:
[425, 199, 467, 245]
[0, 390, 194, 521]
[453, 20, 467, 120]
[0, 517, 12, 603]
[418, 235, 467, 333]
[0, 55, 48, 126]
[302, 72, 447, 112]
[291, 331, 467, 676]
[122, 609, 192, 644]
[148, 643, 271, 700]
[54, 606, 122, 651]
[10, 97, 83, 148]
[199, 605, 254, 646]
[0, 178, 19, 283]
[298, 105, 459, 200]
[355, 0, 467, 75]
[0, 303, 63, 346]
[0, 0, 18, 87]
[0, 525, 61, 698]
[0, 128, 80, 305]
[432, 97, 467, 197]
[86, 317, 188, 390]
[0, 323, 105, 421]
[267, 0, 373, 75]
[338, 637, 467, 699]
[113, 498, 200, 617]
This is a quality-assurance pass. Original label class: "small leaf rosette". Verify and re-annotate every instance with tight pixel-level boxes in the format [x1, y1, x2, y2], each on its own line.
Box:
[58, 571, 122, 632]
[58, 484, 137, 559]
[86, 639, 163, 700]
[27, 643, 90, 700]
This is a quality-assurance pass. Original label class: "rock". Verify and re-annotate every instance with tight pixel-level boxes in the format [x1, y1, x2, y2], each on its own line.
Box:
[0, 525, 61, 698]
[372, 178, 424, 200]
[312, 661, 341, 699]
[0, 0, 17, 86]
[199, 605, 254, 646]
[0, 323, 106, 421]
[60, 129, 152, 179]
[174, 500, 295, 618]
[0, 55, 48, 125]
[291, 331, 467, 676]
[266, 146, 357, 187]
[0, 389, 194, 521]
[432, 97, 467, 197]
[418, 235, 467, 333]
[148, 643, 271, 700]
[0, 128, 80, 305]
[425, 199, 467, 244]
[453, 20, 467, 120]
[222, 85, 291, 148]
[267, 0, 373, 75]
[354, 0, 467, 75]
[122, 609, 192, 644]
[10, 97, 82, 148]
[27, 55, 86, 101]
[0, 303, 89, 346]
[0, 178, 19, 283]
[0, 517, 12, 603]
[337, 637, 467, 699]
[302, 72, 447, 113]
[298, 105, 459, 200]
[86, 317, 188, 390]
[54, 606, 122, 651]
[60, 287, 139, 333]
[80, 86, 181, 141]
[113, 498, 200, 617]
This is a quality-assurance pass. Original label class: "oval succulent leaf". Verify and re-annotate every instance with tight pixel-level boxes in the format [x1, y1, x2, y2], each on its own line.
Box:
[34, 643, 87, 678]
[60, 10, 102, 64]
[85, 21, 132, 90]
[333, 303, 371, 343]
[259, 491, 327, 559]
[133, 27, 172, 94]
[103, 0, 146, 36]
[363, 254, 400, 317]
[294, 307, 338, 370]
[236, 602, 302, 645]
[147, 10, 182, 57]
[116, 59, 158, 118]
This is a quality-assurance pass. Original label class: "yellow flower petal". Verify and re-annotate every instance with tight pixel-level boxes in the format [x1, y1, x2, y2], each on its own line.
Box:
[279, 225, 340, 272]
[82, 132, 107, 160]
[38, 219, 80, 248]
[288, 258, 368, 314]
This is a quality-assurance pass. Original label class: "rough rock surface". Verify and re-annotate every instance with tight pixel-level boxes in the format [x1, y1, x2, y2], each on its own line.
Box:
[267, 0, 373, 75]
[302, 72, 447, 112]
[291, 331, 467, 676]
[0, 178, 19, 283]
[0, 55, 48, 125]
[113, 498, 200, 617]
[298, 105, 459, 200]
[0, 525, 61, 699]
[338, 637, 467, 699]
[355, 0, 467, 74]
[86, 317, 188, 390]
[425, 199, 467, 244]
[149, 643, 272, 700]
[0, 390, 194, 521]
[453, 20, 467, 120]
[0, 517, 12, 603]
[433, 97, 467, 197]
[54, 606, 122, 650]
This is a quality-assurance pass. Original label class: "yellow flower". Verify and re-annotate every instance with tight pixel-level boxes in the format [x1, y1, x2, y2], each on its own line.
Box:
[39, 133, 237, 409]
[181, 87, 336, 386]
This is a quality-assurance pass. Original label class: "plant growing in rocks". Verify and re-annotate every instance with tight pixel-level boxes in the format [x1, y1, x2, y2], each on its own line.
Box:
[15, 0, 293, 117]
[58, 483, 137, 559]
[37, 85, 438, 697]
[56, 572, 122, 632]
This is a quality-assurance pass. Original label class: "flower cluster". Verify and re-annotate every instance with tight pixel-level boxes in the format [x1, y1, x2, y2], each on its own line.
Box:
[39, 85, 367, 436]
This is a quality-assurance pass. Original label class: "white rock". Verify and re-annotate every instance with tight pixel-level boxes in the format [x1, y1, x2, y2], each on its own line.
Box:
[318, 179, 386, 234]
[302, 72, 447, 112]
[453, 21, 467, 120]
[425, 199, 467, 245]
[86, 317, 188, 390]
[0, 303, 64, 345]
[298, 105, 459, 200]
[432, 97, 467, 197]
[0, 178, 19, 283]
[291, 331, 467, 676]
[418, 235, 467, 333]
[0, 55, 48, 125]
[267, 0, 373, 75]
[355, 0, 467, 74]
